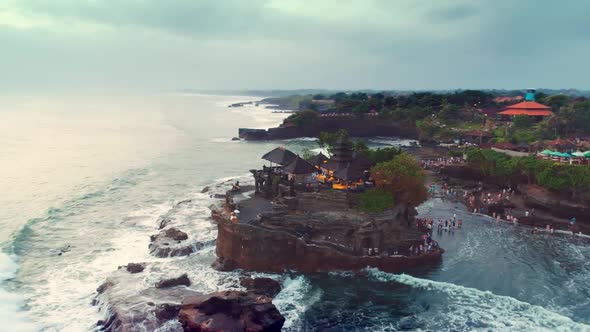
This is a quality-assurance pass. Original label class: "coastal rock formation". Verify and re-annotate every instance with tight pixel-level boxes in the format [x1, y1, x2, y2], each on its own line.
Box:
[239, 277, 281, 298]
[522, 184, 590, 220]
[95, 265, 285, 332]
[239, 117, 418, 141]
[121, 262, 145, 274]
[149, 227, 199, 258]
[95, 265, 199, 332]
[155, 273, 191, 289]
[178, 291, 285, 332]
[214, 192, 442, 273]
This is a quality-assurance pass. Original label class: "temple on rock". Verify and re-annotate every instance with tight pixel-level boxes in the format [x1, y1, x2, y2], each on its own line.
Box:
[252, 140, 374, 197]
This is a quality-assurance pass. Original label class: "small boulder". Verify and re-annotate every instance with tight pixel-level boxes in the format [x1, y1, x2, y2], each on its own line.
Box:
[200, 186, 210, 193]
[164, 227, 188, 241]
[155, 274, 191, 289]
[125, 263, 145, 274]
[240, 277, 281, 298]
[231, 137, 240, 141]
[155, 303, 181, 321]
[149, 228, 195, 257]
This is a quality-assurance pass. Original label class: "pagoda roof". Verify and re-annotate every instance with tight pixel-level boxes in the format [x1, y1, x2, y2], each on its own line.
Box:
[504, 101, 551, 110]
[261, 147, 297, 165]
[283, 156, 317, 174]
[306, 152, 329, 166]
[498, 101, 552, 116]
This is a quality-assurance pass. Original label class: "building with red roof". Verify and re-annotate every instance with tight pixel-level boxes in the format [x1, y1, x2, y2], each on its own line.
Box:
[498, 89, 552, 120]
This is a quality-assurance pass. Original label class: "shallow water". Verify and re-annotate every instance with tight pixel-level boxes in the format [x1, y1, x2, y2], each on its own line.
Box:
[1, 94, 588, 331]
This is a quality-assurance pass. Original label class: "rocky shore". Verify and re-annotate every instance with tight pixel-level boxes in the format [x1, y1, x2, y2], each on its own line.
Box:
[93, 183, 286, 332]
[239, 117, 417, 140]
[437, 164, 590, 234]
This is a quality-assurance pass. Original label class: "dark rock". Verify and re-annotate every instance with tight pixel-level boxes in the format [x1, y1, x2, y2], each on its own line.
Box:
[155, 274, 191, 289]
[179, 291, 285, 332]
[200, 186, 210, 193]
[149, 228, 195, 258]
[125, 263, 145, 274]
[95, 264, 200, 332]
[231, 137, 240, 141]
[176, 199, 192, 207]
[239, 277, 281, 298]
[164, 227, 188, 241]
[155, 303, 181, 321]
[97, 281, 114, 294]
[211, 257, 239, 272]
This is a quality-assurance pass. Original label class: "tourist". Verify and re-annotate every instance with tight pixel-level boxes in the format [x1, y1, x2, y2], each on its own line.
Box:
[525, 211, 530, 217]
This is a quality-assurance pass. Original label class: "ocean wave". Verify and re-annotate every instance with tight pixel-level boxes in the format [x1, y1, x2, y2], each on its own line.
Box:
[0, 252, 37, 332]
[273, 275, 322, 331]
[366, 268, 590, 331]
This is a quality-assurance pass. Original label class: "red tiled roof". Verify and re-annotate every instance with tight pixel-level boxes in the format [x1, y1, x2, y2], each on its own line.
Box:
[504, 101, 551, 110]
[498, 109, 553, 116]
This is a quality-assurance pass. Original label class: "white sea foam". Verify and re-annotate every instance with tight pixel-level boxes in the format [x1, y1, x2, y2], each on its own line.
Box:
[0, 253, 37, 332]
[366, 268, 590, 331]
[273, 275, 322, 330]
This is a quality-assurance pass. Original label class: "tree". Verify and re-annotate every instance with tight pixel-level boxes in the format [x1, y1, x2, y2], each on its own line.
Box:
[370, 153, 428, 208]
[318, 129, 349, 156]
[543, 95, 569, 112]
[353, 139, 368, 152]
[286, 109, 319, 127]
[438, 103, 460, 123]
[512, 115, 534, 129]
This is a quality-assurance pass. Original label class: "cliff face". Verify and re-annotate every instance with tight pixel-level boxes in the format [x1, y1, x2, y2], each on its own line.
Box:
[214, 192, 442, 273]
[239, 117, 418, 140]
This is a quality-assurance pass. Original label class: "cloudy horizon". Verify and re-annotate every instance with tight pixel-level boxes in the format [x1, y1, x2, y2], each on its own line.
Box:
[1, 0, 589, 93]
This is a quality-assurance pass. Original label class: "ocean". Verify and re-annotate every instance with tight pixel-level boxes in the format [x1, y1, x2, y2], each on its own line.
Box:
[0, 94, 588, 331]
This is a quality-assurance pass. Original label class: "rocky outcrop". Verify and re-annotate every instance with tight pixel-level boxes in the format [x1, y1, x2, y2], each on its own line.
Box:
[178, 291, 285, 332]
[155, 273, 191, 289]
[95, 266, 285, 332]
[213, 197, 442, 273]
[239, 117, 418, 141]
[522, 184, 590, 220]
[239, 277, 281, 298]
[149, 228, 198, 258]
[95, 265, 199, 332]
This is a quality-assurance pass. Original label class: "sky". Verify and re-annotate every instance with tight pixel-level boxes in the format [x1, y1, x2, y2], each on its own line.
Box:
[1, 0, 589, 93]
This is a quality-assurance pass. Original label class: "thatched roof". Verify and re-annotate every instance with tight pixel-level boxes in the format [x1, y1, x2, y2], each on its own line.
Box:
[283, 157, 317, 174]
[307, 152, 329, 166]
[261, 147, 297, 165]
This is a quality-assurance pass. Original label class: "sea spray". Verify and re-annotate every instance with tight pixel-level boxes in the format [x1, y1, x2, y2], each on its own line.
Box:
[0, 252, 37, 332]
[365, 268, 590, 331]
[273, 275, 322, 331]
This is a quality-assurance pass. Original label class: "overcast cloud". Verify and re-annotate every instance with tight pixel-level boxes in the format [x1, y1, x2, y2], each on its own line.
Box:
[1, 0, 589, 92]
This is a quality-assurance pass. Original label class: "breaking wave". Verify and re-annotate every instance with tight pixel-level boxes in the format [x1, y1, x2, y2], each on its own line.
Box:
[366, 268, 590, 331]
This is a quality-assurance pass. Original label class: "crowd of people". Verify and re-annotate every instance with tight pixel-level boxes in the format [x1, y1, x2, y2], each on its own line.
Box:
[421, 156, 464, 170]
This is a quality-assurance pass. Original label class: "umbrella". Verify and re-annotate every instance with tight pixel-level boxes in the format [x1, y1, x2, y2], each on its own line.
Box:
[584, 151, 590, 158]
[283, 157, 317, 174]
[261, 147, 297, 166]
[307, 152, 329, 167]
[540, 150, 553, 155]
[572, 151, 585, 157]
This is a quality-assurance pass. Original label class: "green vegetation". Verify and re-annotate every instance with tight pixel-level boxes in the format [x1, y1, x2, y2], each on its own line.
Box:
[286, 109, 319, 127]
[370, 153, 428, 208]
[358, 189, 395, 213]
[279, 90, 589, 147]
[465, 148, 590, 200]
[317, 129, 349, 156]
